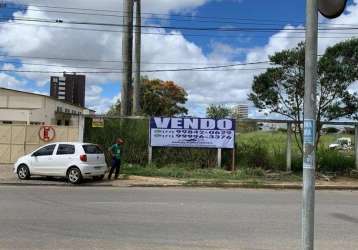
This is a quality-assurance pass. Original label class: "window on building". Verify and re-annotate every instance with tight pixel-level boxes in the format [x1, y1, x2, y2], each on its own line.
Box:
[65, 109, 70, 113]
[2, 121, 12, 124]
[57, 120, 62, 126]
[56, 144, 75, 155]
[57, 107, 63, 112]
[65, 120, 70, 126]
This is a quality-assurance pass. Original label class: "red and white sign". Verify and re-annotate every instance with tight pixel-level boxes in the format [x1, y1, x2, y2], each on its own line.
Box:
[39, 126, 56, 142]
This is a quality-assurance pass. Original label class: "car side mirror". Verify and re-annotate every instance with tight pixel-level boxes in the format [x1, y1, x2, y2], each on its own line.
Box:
[32, 152, 39, 157]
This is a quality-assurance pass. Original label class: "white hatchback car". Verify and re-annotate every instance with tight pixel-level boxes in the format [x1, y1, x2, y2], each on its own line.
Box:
[14, 142, 108, 184]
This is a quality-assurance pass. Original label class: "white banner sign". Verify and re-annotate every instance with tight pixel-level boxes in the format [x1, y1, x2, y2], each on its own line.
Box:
[150, 117, 235, 149]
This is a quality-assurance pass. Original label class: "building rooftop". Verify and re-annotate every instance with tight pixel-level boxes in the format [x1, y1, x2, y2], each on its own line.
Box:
[0, 87, 95, 112]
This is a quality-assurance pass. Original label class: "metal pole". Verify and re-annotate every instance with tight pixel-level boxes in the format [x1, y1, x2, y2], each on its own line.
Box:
[121, 0, 134, 116]
[133, 0, 141, 115]
[148, 146, 152, 165]
[302, 0, 318, 249]
[287, 122, 292, 172]
[355, 125, 358, 170]
[148, 117, 152, 165]
[217, 148, 222, 168]
[231, 147, 236, 172]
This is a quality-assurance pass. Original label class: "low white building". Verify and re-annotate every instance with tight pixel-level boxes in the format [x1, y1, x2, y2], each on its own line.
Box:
[0, 87, 93, 126]
[0, 87, 96, 164]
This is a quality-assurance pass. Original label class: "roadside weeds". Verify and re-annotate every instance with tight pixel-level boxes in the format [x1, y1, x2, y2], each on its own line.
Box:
[2, 164, 358, 190]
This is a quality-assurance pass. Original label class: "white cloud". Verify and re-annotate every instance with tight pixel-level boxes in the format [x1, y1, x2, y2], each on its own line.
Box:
[0, 73, 25, 89]
[85, 85, 116, 114]
[9, 0, 210, 16]
[0, 0, 357, 116]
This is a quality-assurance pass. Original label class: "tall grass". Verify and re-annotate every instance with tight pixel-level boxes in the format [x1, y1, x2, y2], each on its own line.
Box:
[84, 118, 355, 174]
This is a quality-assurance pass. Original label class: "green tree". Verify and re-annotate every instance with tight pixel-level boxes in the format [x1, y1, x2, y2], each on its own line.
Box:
[249, 39, 358, 153]
[108, 77, 188, 116]
[206, 104, 232, 119]
[107, 99, 121, 116]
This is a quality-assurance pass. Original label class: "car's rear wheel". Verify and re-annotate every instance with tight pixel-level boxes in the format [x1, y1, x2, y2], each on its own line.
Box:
[17, 164, 30, 180]
[67, 167, 82, 184]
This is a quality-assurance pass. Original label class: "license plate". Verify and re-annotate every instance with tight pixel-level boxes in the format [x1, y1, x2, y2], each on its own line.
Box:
[94, 166, 101, 169]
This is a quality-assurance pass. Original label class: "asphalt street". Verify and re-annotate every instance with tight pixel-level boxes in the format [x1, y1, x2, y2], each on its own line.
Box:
[0, 187, 357, 250]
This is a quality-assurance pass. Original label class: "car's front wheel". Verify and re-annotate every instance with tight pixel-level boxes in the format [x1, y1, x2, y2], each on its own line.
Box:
[67, 167, 82, 184]
[17, 164, 30, 180]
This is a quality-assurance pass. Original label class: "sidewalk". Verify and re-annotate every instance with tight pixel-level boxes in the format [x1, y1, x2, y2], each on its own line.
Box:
[2, 164, 358, 189]
[0, 164, 183, 187]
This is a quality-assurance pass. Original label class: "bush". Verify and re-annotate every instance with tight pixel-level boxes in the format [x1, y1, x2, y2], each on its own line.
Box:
[317, 149, 354, 174]
[84, 118, 149, 164]
[122, 163, 265, 180]
[237, 140, 270, 169]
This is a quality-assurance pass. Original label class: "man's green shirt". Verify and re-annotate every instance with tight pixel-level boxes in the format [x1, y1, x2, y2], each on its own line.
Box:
[111, 144, 121, 160]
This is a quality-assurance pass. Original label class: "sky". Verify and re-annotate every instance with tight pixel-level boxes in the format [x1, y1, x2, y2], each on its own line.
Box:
[0, 0, 357, 117]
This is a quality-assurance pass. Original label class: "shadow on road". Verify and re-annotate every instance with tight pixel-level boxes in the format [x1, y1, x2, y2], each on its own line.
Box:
[331, 213, 358, 224]
[16, 176, 114, 186]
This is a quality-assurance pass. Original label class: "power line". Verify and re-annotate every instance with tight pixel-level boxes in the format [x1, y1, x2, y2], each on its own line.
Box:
[3, 16, 358, 33]
[0, 58, 273, 74]
[1, 5, 304, 27]
[2, 21, 358, 40]
[0, 59, 122, 70]
[144, 62, 272, 72]
[5, 5, 358, 29]
[9, 2, 358, 28]
[0, 67, 268, 74]
[6, 2, 307, 24]
[2, 15, 358, 38]
[0, 54, 272, 66]
[0, 53, 124, 63]
[0, 58, 272, 71]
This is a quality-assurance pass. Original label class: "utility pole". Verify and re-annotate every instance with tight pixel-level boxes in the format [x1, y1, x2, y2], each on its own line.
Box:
[302, 1, 318, 249]
[121, 0, 134, 116]
[302, 1, 347, 250]
[133, 0, 141, 115]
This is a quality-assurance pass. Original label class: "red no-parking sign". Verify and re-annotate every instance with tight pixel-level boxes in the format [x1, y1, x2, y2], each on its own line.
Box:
[39, 126, 56, 142]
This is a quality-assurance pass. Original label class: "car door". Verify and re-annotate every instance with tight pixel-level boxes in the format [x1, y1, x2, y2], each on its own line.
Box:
[30, 144, 57, 175]
[54, 144, 77, 176]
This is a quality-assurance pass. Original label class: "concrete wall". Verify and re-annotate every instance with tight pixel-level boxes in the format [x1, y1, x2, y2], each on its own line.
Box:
[0, 124, 80, 164]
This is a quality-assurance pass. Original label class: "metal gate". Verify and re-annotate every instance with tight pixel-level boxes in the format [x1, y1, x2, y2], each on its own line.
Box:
[0, 124, 79, 164]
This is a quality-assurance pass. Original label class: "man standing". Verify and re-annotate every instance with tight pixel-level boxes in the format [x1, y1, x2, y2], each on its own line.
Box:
[108, 138, 123, 180]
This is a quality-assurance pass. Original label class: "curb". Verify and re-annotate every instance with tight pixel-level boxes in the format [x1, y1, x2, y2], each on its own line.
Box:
[1, 181, 358, 190]
[0, 182, 113, 187]
[123, 183, 358, 190]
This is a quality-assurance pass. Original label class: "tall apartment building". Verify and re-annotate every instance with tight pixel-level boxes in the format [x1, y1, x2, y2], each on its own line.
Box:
[234, 104, 249, 119]
[50, 74, 86, 107]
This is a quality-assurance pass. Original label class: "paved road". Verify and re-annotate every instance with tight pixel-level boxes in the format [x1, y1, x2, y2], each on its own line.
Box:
[0, 187, 357, 250]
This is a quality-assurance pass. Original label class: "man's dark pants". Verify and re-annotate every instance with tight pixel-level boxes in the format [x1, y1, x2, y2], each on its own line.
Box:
[108, 158, 121, 179]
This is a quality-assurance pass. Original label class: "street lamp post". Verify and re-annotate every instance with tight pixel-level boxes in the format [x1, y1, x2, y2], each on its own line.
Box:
[303, 1, 347, 250]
